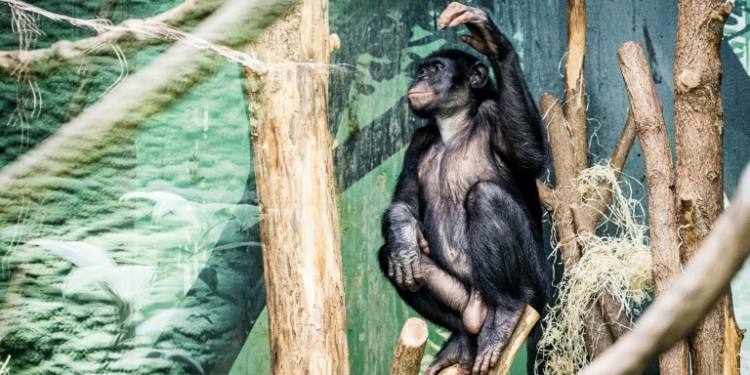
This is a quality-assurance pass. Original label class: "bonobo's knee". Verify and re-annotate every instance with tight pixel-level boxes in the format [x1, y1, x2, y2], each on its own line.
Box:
[465, 181, 503, 212]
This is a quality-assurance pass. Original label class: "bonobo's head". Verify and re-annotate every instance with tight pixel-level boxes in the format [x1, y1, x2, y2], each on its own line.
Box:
[407, 49, 492, 119]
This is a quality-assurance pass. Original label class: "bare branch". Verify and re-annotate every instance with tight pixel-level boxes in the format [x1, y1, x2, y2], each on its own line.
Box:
[579, 163, 750, 375]
[564, 0, 588, 173]
[0, 0, 300, 195]
[0, 0, 226, 78]
[617, 41, 689, 375]
[541, 93, 577, 185]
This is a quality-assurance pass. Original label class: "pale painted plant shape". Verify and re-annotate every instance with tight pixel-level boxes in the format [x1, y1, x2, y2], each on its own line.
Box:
[119, 191, 259, 231]
[28, 239, 154, 344]
[120, 191, 260, 294]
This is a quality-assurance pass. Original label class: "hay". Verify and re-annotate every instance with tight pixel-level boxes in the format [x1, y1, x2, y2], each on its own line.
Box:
[536, 163, 654, 375]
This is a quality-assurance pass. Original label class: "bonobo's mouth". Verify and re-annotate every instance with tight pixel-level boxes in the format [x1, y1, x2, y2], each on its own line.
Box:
[407, 88, 434, 98]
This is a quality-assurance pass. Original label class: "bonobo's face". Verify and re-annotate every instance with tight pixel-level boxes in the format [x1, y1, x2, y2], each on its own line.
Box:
[407, 51, 488, 119]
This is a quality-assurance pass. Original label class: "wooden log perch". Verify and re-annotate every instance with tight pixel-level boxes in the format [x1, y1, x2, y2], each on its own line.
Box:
[579, 162, 750, 375]
[673, 1, 741, 373]
[438, 306, 539, 375]
[244, 0, 350, 373]
[390, 318, 429, 375]
[617, 41, 689, 375]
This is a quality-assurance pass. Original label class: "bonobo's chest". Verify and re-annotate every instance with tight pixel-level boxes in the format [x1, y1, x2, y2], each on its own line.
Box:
[417, 129, 496, 205]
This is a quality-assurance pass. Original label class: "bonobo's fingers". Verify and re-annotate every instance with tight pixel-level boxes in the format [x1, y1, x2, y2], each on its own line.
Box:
[402, 261, 421, 292]
[394, 265, 405, 289]
[437, 2, 470, 30]
[417, 229, 430, 254]
[411, 260, 425, 287]
[463, 290, 488, 335]
[459, 34, 490, 56]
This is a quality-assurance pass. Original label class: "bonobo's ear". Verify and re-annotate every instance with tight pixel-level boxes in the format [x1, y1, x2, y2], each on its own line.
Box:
[469, 62, 489, 89]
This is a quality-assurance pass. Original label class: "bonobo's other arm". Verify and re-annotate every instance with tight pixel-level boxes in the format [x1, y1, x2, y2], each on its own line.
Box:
[438, 3, 547, 176]
[381, 128, 435, 292]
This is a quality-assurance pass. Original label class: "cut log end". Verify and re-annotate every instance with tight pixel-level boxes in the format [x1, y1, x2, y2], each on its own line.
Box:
[390, 318, 430, 375]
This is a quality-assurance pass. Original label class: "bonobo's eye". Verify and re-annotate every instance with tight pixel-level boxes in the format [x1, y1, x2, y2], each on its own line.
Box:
[417, 67, 427, 77]
[434, 63, 444, 72]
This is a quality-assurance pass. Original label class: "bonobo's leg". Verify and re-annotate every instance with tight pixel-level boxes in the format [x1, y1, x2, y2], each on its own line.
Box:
[465, 181, 537, 375]
[380, 246, 476, 374]
[378, 245, 466, 331]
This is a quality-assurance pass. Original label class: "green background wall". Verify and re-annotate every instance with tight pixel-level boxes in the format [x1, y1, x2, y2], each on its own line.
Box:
[0, 0, 749, 374]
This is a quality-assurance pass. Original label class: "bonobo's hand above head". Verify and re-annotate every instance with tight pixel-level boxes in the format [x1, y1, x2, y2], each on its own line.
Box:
[437, 2, 503, 58]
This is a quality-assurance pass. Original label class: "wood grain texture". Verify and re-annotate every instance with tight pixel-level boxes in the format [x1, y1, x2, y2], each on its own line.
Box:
[564, 0, 588, 174]
[673, 1, 742, 374]
[244, 1, 350, 373]
[390, 318, 429, 375]
[617, 41, 689, 375]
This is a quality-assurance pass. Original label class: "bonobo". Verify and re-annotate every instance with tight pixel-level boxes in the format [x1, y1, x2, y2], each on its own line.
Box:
[378, 3, 550, 375]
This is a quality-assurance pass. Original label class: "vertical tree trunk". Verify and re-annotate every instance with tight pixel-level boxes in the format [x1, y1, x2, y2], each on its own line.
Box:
[564, 0, 588, 174]
[617, 42, 689, 375]
[673, 1, 742, 374]
[244, 1, 350, 374]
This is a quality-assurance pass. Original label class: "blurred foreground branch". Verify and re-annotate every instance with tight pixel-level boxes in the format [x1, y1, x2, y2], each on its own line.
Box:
[0, 0, 299, 197]
[0, 0, 227, 78]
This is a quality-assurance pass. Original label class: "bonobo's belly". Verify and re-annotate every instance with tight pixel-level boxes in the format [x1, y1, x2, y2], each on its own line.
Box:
[422, 203, 472, 282]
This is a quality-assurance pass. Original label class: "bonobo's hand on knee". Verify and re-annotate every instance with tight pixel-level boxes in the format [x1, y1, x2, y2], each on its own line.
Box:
[385, 229, 428, 293]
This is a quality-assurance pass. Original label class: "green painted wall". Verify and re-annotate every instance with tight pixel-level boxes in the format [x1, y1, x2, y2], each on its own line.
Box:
[1, 0, 750, 374]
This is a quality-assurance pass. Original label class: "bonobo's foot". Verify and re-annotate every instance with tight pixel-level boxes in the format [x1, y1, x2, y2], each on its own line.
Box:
[463, 290, 488, 335]
[472, 306, 522, 375]
[425, 333, 476, 375]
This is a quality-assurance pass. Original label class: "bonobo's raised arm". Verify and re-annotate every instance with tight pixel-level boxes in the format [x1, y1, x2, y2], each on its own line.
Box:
[439, 3, 548, 176]
[380, 127, 436, 292]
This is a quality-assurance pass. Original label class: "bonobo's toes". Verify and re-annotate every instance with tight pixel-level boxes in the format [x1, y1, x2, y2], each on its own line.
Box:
[472, 307, 521, 375]
[425, 334, 476, 375]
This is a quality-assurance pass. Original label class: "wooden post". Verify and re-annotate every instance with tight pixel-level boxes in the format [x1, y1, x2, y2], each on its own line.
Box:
[673, 1, 743, 374]
[617, 42, 689, 375]
[243, 1, 350, 374]
[389, 318, 429, 375]
[437, 306, 540, 375]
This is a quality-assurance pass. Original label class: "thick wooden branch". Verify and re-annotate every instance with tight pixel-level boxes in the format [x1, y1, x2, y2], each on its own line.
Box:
[0, 0, 300, 198]
[0, 0, 226, 78]
[564, 0, 588, 173]
[540, 93, 580, 266]
[541, 93, 577, 185]
[438, 306, 539, 375]
[673, 2, 739, 373]
[579, 163, 750, 375]
[244, 0, 349, 373]
[390, 318, 429, 375]
[617, 41, 689, 375]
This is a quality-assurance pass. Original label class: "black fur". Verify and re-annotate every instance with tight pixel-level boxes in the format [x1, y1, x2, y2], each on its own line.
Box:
[379, 8, 550, 374]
